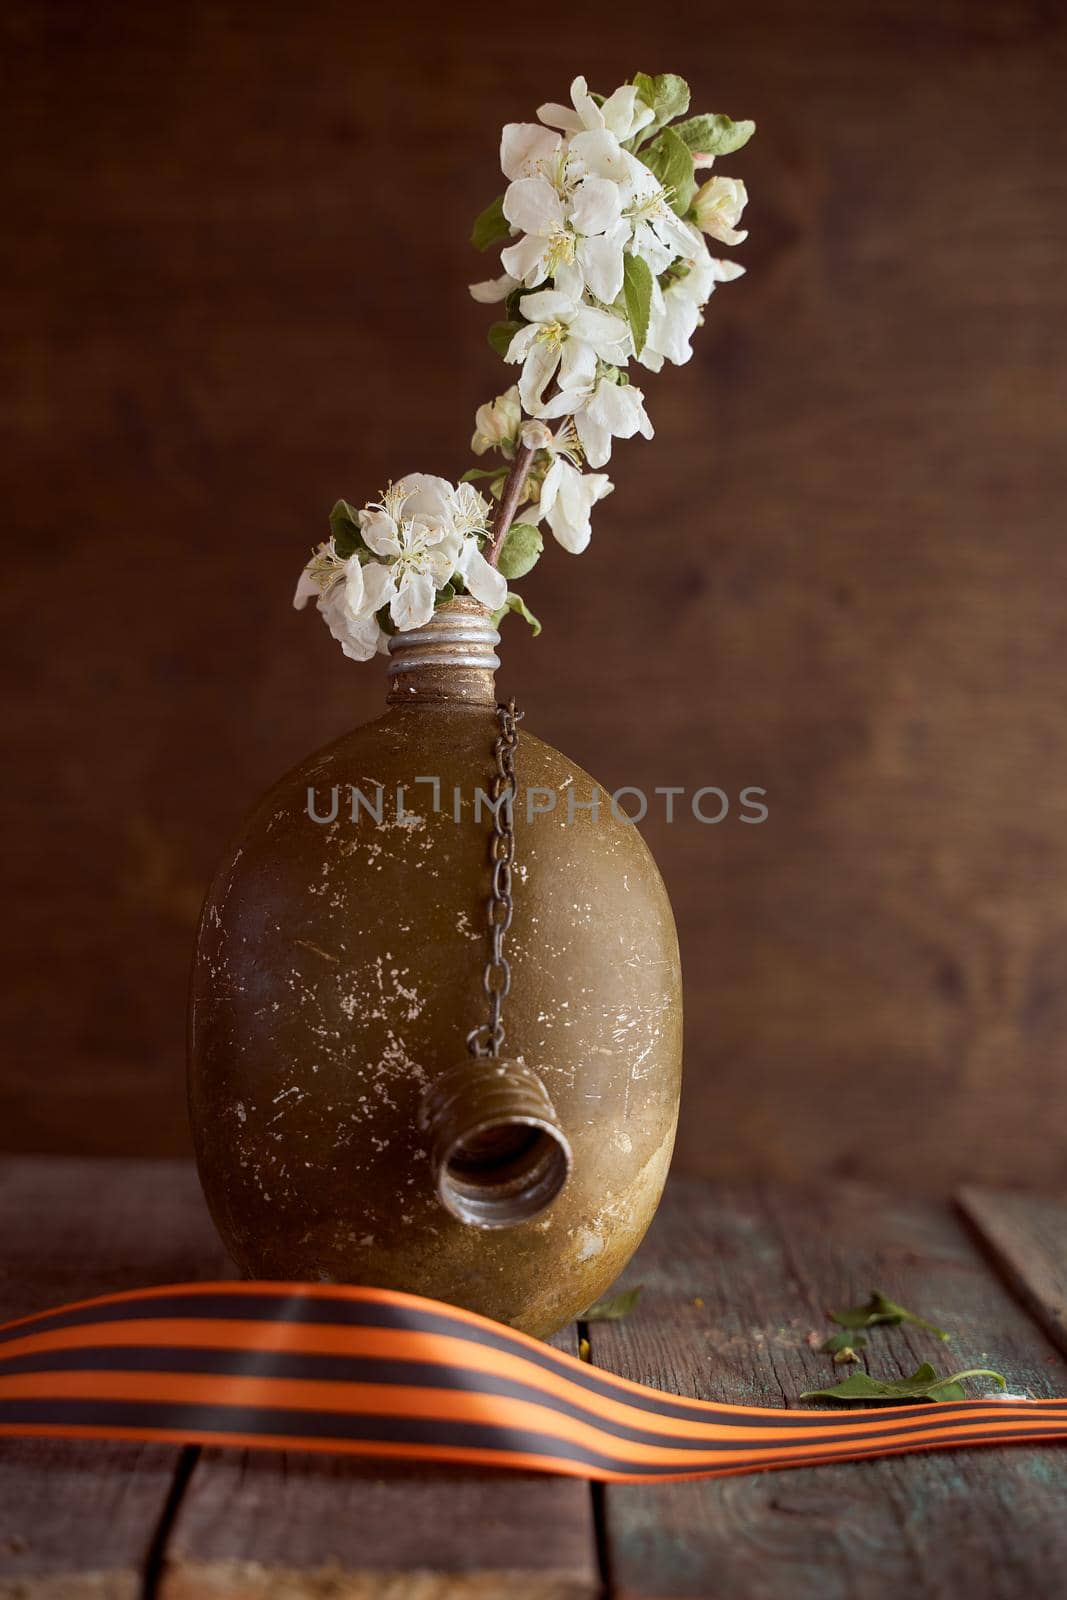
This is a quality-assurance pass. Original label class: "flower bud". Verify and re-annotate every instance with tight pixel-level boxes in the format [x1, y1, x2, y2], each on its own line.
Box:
[519, 420, 553, 451]
[472, 386, 522, 455]
[692, 176, 749, 247]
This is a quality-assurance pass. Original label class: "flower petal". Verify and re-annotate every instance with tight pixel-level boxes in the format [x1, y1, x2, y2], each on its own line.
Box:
[500, 233, 550, 287]
[390, 571, 436, 632]
[360, 560, 397, 616]
[577, 228, 626, 303]
[569, 74, 605, 131]
[631, 220, 675, 277]
[553, 261, 585, 304]
[538, 456, 564, 514]
[319, 588, 383, 661]
[544, 461, 591, 552]
[595, 379, 654, 441]
[537, 100, 583, 134]
[567, 129, 632, 186]
[469, 272, 519, 304]
[569, 176, 622, 237]
[397, 475, 454, 531]
[505, 322, 539, 363]
[655, 208, 706, 261]
[500, 123, 562, 183]
[519, 285, 577, 323]
[342, 557, 366, 617]
[519, 339, 562, 414]
[598, 84, 654, 142]
[537, 383, 590, 420]
[503, 177, 565, 238]
[457, 539, 507, 610]
[569, 306, 630, 362]
[293, 567, 319, 610]
[574, 406, 610, 468]
[339, 619, 384, 661]
[558, 335, 597, 394]
[359, 509, 401, 558]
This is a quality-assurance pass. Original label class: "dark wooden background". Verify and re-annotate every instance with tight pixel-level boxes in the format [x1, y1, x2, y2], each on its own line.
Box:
[4, 0, 1066, 1188]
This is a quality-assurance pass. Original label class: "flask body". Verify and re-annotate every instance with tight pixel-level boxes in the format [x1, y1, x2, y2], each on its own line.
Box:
[189, 619, 682, 1336]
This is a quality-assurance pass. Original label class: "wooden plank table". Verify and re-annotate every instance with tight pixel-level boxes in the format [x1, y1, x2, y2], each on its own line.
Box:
[2, 1161, 1066, 1598]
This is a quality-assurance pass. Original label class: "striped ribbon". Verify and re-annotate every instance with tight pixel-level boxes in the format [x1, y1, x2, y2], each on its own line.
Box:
[2, 1281, 1066, 1481]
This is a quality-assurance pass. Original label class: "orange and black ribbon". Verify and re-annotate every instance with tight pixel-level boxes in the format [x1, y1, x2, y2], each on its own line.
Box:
[2, 1281, 1066, 1482]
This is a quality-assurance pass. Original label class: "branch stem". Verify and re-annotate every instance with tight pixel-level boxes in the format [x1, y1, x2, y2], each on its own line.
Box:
[485, 442, 537, 568]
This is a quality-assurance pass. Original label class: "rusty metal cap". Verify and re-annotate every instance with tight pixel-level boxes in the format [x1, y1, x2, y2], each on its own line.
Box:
[421, 1058, 572, 1229]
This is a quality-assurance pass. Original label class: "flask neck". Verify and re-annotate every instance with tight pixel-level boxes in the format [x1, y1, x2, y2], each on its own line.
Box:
[386, 597, 500, 706]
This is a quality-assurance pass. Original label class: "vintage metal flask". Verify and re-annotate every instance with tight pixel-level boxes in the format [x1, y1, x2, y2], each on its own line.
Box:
[188, 599, 682, 1336]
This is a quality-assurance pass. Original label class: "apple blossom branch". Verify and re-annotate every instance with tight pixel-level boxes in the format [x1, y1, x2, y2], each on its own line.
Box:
[296, 72, 754, 660]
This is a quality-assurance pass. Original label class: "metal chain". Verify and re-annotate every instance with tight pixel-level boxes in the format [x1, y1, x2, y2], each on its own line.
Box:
[467, 699, 523, 1060]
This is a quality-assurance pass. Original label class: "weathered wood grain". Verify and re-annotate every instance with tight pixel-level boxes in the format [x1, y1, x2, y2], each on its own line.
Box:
[5, 1163, 1067, 1595]
[159, 1328, 598, 1600]
[0, 1158, 227, 1600]
[589, 1177, 1067, 1600]
[3, 1, 1067, 1191]
[958, 1187, 1067, 1360]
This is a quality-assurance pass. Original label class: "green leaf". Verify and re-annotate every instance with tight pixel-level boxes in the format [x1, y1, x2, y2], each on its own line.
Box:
[460, 466, 508, 501]
[491, 591, 541, 635]
[673, 112, 756, 157]
[375, 604, 396, 637]
[471, 195, 510, 252]
[582, 1285, 643, 1322]
[830, 1290, 950, 1342]
[496, 521, 543, 580]
[505, 285, 530, 319]
[434, 582, 456, 609]
[638, 127, 696, 216]
[820, 1331, 869, 1356]
[488, 320, 522, 359]
[328, 498, 366, 561]
[801, 1363, 1006, 1405]
[621, 253, 654, 356]
[631, 72, 690, 144]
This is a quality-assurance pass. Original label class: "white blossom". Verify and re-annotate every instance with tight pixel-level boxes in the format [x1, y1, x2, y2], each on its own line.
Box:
[542, 375, 654, 467]
[623, 159, 699, 274]
[351, 475, 469, 632]
[537, 75, 655, 145]
[639, 251, 746, 372]
[501, 173, 627, 300]
[293, 541, 387, 661]
[358, 532, 451, 632]
[506, 265, 630, 414]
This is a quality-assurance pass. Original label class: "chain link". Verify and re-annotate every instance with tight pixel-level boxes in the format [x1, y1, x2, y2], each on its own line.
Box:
[467, 699, 523, 1059]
